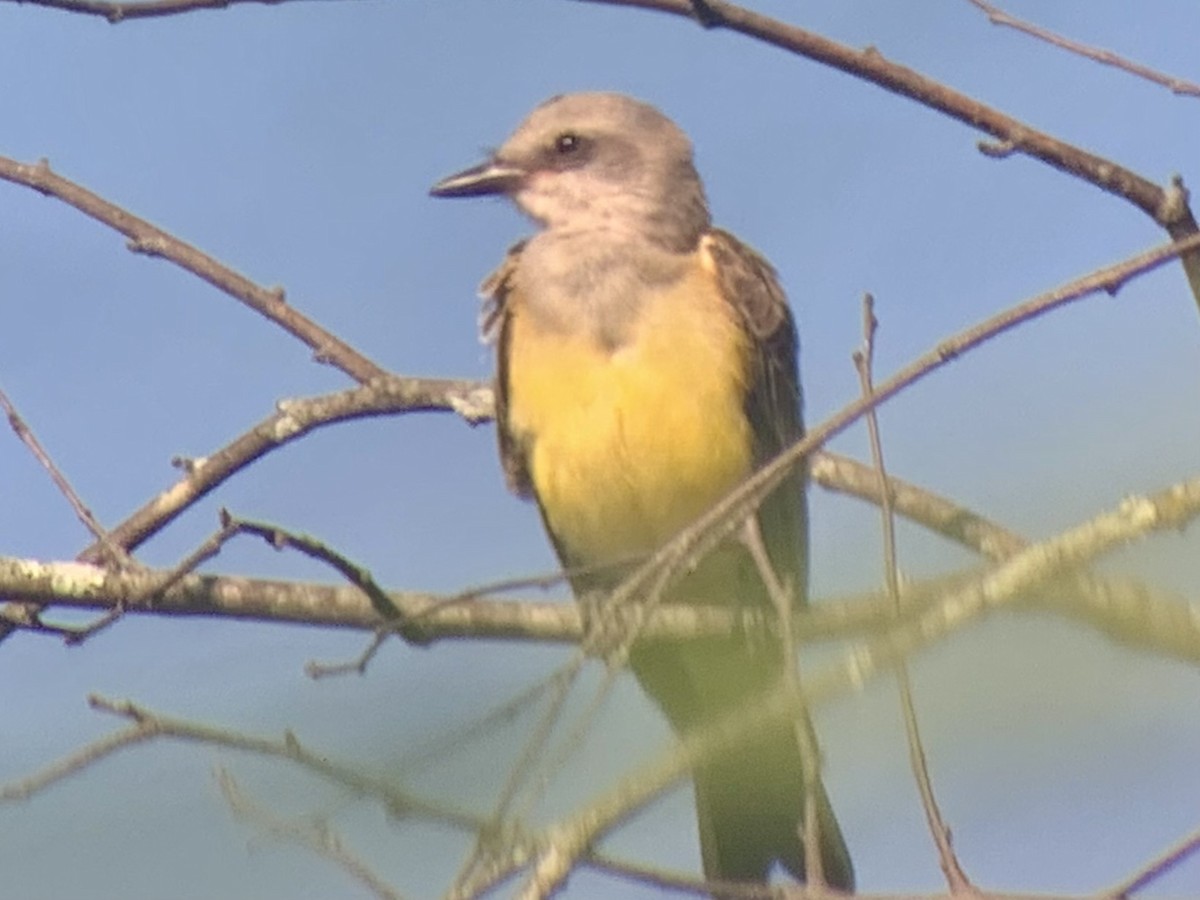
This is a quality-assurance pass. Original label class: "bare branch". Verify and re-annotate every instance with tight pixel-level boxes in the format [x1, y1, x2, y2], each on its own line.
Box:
[77, 377, 484, 563]
[0, 387, 128, 565]
[85, 695, 485, 832]
[852, 295, 970, 892]
[966, 0, 1200, 98]
[0, 723, 154, 802]
[449, 656, 588, 900]
[223, 511, 404, 622]
[576, 0, 1200, 310]
[216, 770, 407, 900]
[811, 452, 1200, 663]
[0, 552, 760, 641]
[1105, 824, 1200, 899]
[0, 156, 387, 384]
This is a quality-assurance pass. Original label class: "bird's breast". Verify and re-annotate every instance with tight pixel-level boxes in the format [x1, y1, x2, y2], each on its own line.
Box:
[505, 255, 754, 565]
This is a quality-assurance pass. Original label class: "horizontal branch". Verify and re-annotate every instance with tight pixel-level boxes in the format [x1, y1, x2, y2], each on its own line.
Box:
[0, 554, 869, 643]
[3, 478, 1197, 665]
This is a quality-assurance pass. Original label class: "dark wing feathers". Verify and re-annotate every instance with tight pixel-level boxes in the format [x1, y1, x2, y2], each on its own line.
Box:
[479, 241, 536, 500]
[705, 228, 809, 606]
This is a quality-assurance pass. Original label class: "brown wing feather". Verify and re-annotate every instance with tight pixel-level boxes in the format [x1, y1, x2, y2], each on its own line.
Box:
[479, 240, 535, 499]
[703, 228, 809, 607]
[695, 230, 855, 887]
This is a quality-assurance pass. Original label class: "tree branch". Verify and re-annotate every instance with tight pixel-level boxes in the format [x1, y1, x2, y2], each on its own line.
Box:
[965, 0, 1200, 98]
[77, 377, 489, 561]
[0, 155, 387, 383]
[576, 0, 1200, 312]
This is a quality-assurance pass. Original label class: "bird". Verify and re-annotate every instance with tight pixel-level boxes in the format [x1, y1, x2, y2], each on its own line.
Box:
[430, 92, 853, 891]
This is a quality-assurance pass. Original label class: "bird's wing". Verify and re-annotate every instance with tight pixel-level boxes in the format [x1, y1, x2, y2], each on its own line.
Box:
[702, 228, 809, 605]
[479, 240, 536, 500]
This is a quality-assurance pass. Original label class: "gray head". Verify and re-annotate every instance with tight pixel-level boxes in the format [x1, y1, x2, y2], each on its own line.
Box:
[431, 92, 711, 252]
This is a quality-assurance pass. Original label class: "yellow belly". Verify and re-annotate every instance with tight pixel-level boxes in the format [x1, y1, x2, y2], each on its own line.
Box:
[506, 262, 753, 565]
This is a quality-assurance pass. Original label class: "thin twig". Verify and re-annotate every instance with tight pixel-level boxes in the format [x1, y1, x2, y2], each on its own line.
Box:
[216, 769, 407, 900]
[450, 656, 587, 899]
[305, 630, 390, 679]
[1104, 824, 1200, 898]
[81, 695, 487, 833]
[395, 671, 568, 776]
[0, 157, 386, 384]
[966, 0, 1200, 98]
[853, 295, 971, 892]
[489, 655, 586, 823]
[0, 723, 154, 802]
[83, 377, 483, 569]
[0, 387, 127, 565]
[510, 652, 627, 826]
[223, 511, 404, 624]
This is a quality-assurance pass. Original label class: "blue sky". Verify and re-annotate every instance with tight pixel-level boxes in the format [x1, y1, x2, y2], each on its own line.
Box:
[2, 1, 1198, 897]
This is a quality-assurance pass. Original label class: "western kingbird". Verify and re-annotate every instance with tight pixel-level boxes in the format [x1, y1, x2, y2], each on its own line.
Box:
[431, 92, 853, 890]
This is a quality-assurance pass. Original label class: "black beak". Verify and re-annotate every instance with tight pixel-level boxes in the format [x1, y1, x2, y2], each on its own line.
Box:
[429, 159, 525, 198]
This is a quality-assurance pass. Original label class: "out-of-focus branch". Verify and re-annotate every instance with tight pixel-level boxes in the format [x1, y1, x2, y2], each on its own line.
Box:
[853, 297, 971, 891]
[0, 722, 154, 802]
[1, 694, 485, 835]
[577, 0, 1200, 311]
[966, 0, 1200, 98]
[509, 473, 1200, 899]
[216, 770, 407, 900]
[811, 452, 1200, 664]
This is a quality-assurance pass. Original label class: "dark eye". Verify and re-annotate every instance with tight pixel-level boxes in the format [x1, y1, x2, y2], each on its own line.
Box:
[555, 133, 581, 154]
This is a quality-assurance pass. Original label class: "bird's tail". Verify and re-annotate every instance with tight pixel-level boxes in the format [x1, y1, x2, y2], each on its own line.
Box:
[691, 718, 854, 891]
